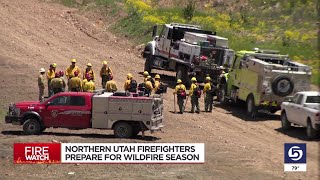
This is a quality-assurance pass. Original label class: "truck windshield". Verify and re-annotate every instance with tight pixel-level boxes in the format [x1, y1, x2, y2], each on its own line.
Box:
[306, 96, 320, 103]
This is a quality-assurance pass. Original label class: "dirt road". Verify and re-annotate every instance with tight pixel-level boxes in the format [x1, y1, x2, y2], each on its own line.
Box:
[0, 0, 318, 179]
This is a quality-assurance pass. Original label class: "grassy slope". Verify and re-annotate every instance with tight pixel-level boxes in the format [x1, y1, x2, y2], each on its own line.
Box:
[59, 0, 319, 85]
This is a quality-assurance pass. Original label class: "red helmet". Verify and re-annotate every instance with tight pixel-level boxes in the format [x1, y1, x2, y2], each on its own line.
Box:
[59, 70, 64, 77]
[74, 71, 79, 77]
[55, 72, 60, 78]
[85, 73, 90, 80]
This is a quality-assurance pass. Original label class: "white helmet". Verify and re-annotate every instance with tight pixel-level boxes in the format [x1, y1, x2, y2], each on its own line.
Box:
[39, 68, 45, 72]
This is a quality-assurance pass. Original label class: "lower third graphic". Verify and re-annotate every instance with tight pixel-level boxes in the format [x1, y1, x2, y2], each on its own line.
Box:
[284, 143, 306, 172]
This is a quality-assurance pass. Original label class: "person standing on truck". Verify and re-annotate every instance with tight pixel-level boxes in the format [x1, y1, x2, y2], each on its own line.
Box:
[69, 71, 82, 92]
[65, 59, 81, 90]
[144, 76, 153, 96]
[38, 68, 46, 102]
[203, 76, 214, 112]
[174, 79, 186, 114]
[189, 77, 201, 114]
[47, 63, 56, 96]
[50, 72, 64, 95]
[143, 71, 155, 88]
[154, 74, 165, 94]
[83, 77, 95, 92]
[106, 75, 118, 92]
[100, 61, 113, 89]
[124, 73, 137, 93]
[83, 63, 95, 82]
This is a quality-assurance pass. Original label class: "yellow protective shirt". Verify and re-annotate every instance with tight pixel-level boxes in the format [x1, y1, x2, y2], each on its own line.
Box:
[174, 84, 186, 94]
[106, 80, 118, 92]
[46, 69, 55, 80]
[83, 68, 95, 81]
[83, 81, 95, 92]
[65, 65, 81, 79]
[145, 81, 153, 92]
[50, 78, 63, 88]
[38, 74, 46, 86]
[189, 83, 198, 96]
[69, 77, 82, 90]
[124, 79, 131, 91]
[100, 66, 113, 77]
[203, 82, 211, 94]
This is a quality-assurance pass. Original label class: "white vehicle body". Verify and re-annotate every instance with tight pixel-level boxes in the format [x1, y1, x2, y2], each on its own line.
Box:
[281, 91, 320, 138]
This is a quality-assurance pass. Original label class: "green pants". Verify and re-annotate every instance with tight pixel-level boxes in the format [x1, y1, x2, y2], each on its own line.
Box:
[101, 75, 109, 89]
[177, 96, 185, 113]
[191, 95, 200, 113]
[47, 79, 52, 96]
[205, 93, 213, 112]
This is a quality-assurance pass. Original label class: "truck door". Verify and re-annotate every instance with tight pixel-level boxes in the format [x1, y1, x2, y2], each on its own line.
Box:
[290, 94, 305, 125]
[286, 94, 301, 123]
[44, 95, 69, 127]
[156, 25, 171, 58]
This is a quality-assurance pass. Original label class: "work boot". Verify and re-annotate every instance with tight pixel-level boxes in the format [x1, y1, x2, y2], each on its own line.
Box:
[196, 111, 200, 114]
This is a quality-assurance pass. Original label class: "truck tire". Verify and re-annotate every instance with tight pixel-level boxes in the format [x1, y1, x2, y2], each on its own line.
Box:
[246, 95, 257, 119]
[144, 55, 153, 73]
[114, 122, 133, 138]
[272, 75, 294, 97]
[281, 111, 291, 130]
[306, 119, 317, 140]
[23, 118, 41, 135]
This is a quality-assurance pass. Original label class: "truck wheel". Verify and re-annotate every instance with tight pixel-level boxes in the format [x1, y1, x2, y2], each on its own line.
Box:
[246, 95, 257, 119]
[23, 118, 41, 135]
[306, 120, 317, 140]
[114, 122, 133, 138]
[281, 112, 291, 130]
[272, 75, 294, 97]
[144, 55, 153, 73]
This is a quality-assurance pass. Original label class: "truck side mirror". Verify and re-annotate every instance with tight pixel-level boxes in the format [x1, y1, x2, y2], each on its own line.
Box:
[152, 25, 157, 38]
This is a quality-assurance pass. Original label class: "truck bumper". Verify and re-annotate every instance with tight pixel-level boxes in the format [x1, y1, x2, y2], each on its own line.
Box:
[5, 115, 22, 125]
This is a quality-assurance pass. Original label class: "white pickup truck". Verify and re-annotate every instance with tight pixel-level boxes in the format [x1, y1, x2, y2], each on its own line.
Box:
[281, 91, 320, 139]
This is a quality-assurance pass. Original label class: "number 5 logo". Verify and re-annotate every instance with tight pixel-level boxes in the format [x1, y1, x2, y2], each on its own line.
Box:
[288, 146, 303, 161]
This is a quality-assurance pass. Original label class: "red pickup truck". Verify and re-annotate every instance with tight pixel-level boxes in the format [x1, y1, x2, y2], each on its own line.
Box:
[5, 91, 164, 138]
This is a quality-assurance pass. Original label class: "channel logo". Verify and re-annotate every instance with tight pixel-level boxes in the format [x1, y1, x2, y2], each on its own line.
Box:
[284, 143, 306, 172]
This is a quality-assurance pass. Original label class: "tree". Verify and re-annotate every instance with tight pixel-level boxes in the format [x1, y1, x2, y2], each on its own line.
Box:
[183, 0, 196, 22]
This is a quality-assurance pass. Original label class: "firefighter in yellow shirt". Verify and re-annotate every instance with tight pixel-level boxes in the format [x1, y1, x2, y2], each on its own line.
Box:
[153, 74, 160, 93]
[124, 73, 137, 93]
[50, 72, 65, 95]
[173, 79, 186, 114]
[65, 59, 81, 90]
[203, 76, 214, 112]
[69, 71, 82, 92]
[106, 75, 118, 92]
[47, 63, 56, 96]
[38, 68, 46, 102]
[189, 77, 200, 113]
[83, 63, 95, 81]
[100, 61, 113, 89]
[83, 78, 95, 92]
[144, 76, 153, 96]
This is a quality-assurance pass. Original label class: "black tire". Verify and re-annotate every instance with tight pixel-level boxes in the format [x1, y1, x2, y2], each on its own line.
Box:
[114, 122, 133, 138]
[306, 120, 317, 140]
[23, 118, 41, 135]
[144, 55, 153, 73]
[246, 95, 257, 119]
[281, 111, 291, 130]
[132, 128, 140, 137]
[272, 75, 294, 97]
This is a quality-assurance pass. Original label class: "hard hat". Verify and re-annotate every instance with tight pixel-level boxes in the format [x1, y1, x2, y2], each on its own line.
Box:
[143, 71, 149, 76]
[52, 63, 57, 68]
[87, 63, 92, 67]
[59, 70, 64, 76]
[177, 79, 182, 84]
[71, 59, 77, 63]
[55, 72, 60, 77]
[39, 68, 45, 73]
[191, 77, 197, 82]
[155, 74, 160, 79]
[127, 73, 132, 79]
[102, 61, 108, 65]
[147, 75, 151, 79]
[74, 71, 79, 77]
[206, 76, 211, 81]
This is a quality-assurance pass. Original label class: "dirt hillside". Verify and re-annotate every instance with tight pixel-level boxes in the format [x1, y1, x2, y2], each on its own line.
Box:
[0, 0, 318, 179]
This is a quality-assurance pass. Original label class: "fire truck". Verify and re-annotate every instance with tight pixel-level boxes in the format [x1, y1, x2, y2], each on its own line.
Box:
[5, 91, 164, 138]
[142, 23, 234, 86]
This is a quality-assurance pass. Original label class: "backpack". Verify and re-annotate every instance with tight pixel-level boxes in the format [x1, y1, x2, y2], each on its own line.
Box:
[138, 82, 145, 92]
[178, 88, 186, 99]
[193, 85, 201, 98]
[128, 79, 137, 92]
[207, 83, 216, 95]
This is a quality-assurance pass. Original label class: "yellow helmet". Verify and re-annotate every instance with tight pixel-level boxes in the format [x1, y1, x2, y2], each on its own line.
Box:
[177, 79, 182, 84]
[191, 77, 197, 82]
[102, 61, 108, 65]
[52, 63, 57, 68]
[71, 59, 77, 63]
[87, 63, 92, 67]
[205, 76, 211, 81]
[143, 71, 149, 76]
[127, 73, 133, 79]
[147, 75, 151, 79]
[155, 74, 160, 79]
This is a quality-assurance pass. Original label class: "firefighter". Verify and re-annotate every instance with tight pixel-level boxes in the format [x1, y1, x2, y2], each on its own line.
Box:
[46, 63, 56, 96]
[65, 59, 81, 90]
[83, 76, 95, 92]
[144, 76, 153, 96]
[50, 72, 64, 95]
[106, 75, 118, 92]
[100, 61, 113, 89]
[203, 76, 214, 112]
[143, 71, 149, 78]
[173, 79, 186, 114]
[83, 63, 95, 81]
[82, 73, 90, 87]
[124, 73, 137, 93]
[153, 74, 162, 94]
[69, 71, 82, 92]
[189, 77, 200, 113]
[38, 68, 46, 102]
[143, 71, 155, 88]
[59, 70, 66, 92]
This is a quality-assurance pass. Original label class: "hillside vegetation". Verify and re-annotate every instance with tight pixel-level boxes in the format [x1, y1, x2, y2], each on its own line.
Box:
[61, 0, 319, 85]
